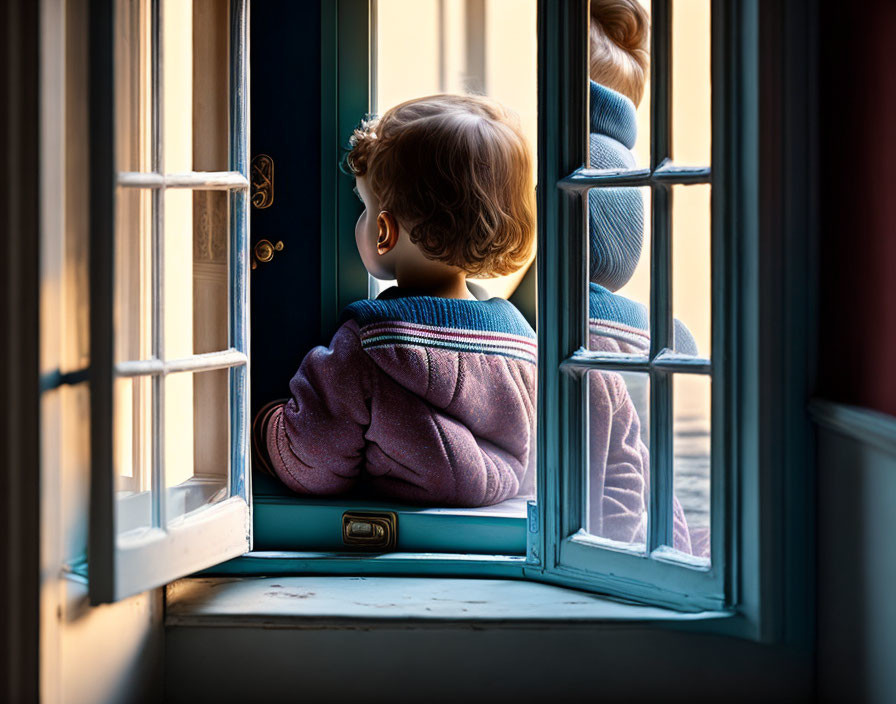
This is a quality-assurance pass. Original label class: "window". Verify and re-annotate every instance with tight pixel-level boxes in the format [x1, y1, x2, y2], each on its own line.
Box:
[531, 0, 725, 611]
[91, 0, 776, 635]
[88, 0, 251, 603]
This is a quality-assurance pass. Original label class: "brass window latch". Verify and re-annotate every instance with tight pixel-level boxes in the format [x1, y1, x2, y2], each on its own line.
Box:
[342, 511, 398, 551]
[252, 238, 284, 269]
[251, 154, 274, 209]
[250, 154, 282, 269]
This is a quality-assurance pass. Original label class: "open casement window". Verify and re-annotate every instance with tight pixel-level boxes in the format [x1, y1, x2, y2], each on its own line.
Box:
[530, 0, 755, 615]
[88, 0, 251, 604]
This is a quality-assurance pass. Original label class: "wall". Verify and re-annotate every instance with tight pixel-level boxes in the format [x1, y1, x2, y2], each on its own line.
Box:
[816, 0, 896, 418]
[814, 2, 896, 701]
[167, 617, 811, 703]
[815, 411, 896, 703]
[38, 1, 163, 702]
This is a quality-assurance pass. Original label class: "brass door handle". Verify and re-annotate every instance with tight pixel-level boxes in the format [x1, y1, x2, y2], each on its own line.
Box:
[252, 239, 284, 269]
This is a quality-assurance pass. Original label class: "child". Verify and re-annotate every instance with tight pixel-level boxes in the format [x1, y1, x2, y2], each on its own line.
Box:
[254, 94, 537, 507]
[588, 0, 703, 555]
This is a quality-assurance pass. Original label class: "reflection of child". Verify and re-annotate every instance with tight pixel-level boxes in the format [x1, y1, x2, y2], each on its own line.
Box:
[255, 95, 537, 507]
[588, 0, 704, 555]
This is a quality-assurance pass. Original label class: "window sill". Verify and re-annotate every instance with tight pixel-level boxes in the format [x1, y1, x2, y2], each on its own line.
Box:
[165, 576, 730, 629]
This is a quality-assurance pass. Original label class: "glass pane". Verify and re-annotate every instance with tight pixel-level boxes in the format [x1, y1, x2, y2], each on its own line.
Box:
[586, 370, 649, 553]
[115, 375, 153, 536]
[671, 0, 711, 165]
[158, 190, 230, 357]
[672, 184, 710, 357]
[588, 0, 651, 168]
[372, 0, 537, 301]
[160, 0, 193, 173]
[165, 368, 230, 525]
[588, 186, 651, 353]
[153, 0, 230, 172]
[115, 188, 153, 364]
[192, 190, 230, 354]
[672, 374, 711, 563]
[115, 0, 152, 173]
[191, 0, 231, 172]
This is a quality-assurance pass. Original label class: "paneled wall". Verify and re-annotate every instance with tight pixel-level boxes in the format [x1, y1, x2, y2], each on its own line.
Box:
[815, 407, 896, 703]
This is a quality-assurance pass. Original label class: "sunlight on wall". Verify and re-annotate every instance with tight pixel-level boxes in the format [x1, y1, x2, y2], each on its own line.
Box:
[372, 0, 537, 299]
[374, 0, 537, 168]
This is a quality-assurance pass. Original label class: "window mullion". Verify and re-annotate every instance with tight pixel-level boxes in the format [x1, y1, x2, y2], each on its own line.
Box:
[648, 0, 674, 553]
[649, 185, 674, 552]
[150, 0, 165, 531]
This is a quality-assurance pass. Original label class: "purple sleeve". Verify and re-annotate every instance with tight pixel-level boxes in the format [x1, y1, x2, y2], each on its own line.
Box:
[600, 373, 649, 543]
[672, 495, 694, 555]
[265, 320, 374, 495]
[604, 375, 697, 555]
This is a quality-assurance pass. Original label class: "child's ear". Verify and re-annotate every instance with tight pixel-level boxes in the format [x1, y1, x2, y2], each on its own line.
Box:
[376, 211, 400, 255]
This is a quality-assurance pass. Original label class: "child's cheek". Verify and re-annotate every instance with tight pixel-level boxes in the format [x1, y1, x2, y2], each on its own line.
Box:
[355, 212, 375, 271]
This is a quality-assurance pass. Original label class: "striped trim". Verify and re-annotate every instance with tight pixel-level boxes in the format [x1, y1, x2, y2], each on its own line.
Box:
[343, 293, 536, 339]
[360, 321, 537, 364]
[589, 318, 650, 349]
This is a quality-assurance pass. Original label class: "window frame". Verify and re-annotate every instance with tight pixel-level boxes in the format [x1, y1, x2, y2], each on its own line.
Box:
[530, 0, 725, 612]
[88, 0, 252, 605]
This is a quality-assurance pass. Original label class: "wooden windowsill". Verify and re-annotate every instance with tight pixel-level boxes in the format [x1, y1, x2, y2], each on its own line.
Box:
[165, 576, 729, 629]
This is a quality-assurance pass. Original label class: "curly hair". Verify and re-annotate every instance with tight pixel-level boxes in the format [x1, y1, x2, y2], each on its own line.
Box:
[343, 94, 535, 278]
[590, 0, 650, 106]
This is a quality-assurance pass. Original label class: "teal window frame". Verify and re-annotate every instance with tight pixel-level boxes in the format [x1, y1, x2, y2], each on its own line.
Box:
[533, 0, 724, 612]
[210, 0, 815, 644]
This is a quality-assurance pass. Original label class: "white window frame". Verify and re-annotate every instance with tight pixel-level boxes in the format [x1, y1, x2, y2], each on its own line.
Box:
[88, 0, 252, 604]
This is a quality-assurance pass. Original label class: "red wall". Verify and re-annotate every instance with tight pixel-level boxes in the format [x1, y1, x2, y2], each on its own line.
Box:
[817, 0, 896, 418]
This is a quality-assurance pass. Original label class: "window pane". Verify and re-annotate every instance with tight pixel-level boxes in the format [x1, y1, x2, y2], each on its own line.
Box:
[192, 191, 230, 354]
[165, 368, 230, 525]
[115, 188, 153, 364]
[160, 0, 193, 173]
[588, 186, 651, 353]
[672, 184, 710, 357]
[158, 190, 229, 357]
[586, 370, 649, 553]
[671, 0, 711, 166]
[587, 0, 651, 168]
[191, 0, 231, 172]
[671, 373, 711, 564]
[115, 0, 152, 172]
[115, 375, 153, 536]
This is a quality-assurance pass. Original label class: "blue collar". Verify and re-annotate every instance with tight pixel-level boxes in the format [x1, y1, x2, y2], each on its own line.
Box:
[590, 81, 637, 150]
[343, 290, 536, 339]
[589, 282, 649, 329]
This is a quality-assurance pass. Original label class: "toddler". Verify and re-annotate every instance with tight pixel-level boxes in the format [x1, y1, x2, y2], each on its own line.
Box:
[254, 94, 537, 507]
